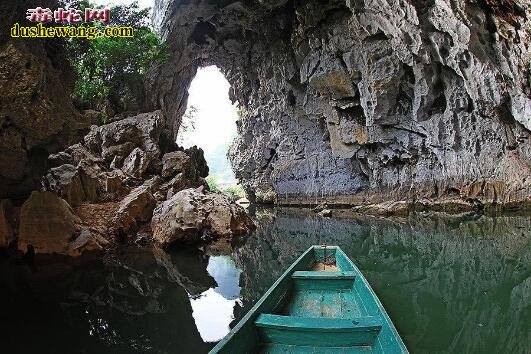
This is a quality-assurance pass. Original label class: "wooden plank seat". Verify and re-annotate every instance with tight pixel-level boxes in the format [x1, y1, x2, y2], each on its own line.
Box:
[255, 314, 382, 347]
[291, 271, 356, 290]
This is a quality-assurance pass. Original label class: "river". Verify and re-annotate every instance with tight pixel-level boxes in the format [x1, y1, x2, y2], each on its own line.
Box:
[0, 208, 529, 353]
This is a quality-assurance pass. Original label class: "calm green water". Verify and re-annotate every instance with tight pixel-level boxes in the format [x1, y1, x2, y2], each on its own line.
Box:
[0, 209, 529, 353]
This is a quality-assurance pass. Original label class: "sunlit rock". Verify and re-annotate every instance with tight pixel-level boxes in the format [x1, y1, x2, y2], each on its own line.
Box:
[151, 187, 254, 246]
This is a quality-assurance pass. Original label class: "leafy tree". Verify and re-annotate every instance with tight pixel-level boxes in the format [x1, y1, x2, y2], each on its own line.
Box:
[206, 175, 246, 201]
[67, 1, 168, 115]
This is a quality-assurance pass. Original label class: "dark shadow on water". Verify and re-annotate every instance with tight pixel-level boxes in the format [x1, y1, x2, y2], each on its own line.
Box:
[0, 209, 529, 353]
[0, 246, 214, 354]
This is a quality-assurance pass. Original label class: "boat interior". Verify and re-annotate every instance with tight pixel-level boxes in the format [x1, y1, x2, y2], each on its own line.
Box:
[212, 245, 406, 353]
[254, 246, 388, 353]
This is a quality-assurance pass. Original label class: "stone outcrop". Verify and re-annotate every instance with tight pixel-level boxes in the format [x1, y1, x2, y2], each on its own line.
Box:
[41, 111, 208, 235]
[151, 187, 254, 246]
[162, 151, 190, 178]
[34, 110, 252, 254]
[114, 182, 157, 233]
[83, 111, 164, 177]
[43, 111, 165, 205]
[0, 199, 13, 248]
[18, 191, 79, 254]
[43, 163, 101, 207]
[152, 0, 531, 210]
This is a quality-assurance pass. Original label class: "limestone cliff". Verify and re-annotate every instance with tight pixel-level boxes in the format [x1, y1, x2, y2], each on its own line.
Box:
[152, 0, 531, 210]
[0, 0, 94, 199]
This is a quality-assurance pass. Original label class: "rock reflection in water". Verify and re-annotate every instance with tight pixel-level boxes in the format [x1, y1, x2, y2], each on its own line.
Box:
[0, 209, 529, 354]
[190, 256, 242, 342]
[0, 246, 215, 353]
[233, 209, 531, 354]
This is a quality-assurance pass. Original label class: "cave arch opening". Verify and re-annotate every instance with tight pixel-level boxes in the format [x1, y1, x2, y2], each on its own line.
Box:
[177, 65, 240, 191]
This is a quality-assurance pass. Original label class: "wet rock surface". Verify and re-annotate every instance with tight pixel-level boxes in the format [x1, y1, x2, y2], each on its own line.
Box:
[152, 0, 531, 210]
[114, 182, 157, 234]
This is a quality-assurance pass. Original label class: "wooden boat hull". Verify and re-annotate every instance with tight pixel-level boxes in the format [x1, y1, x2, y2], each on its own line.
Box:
[210, 245, 408, 353]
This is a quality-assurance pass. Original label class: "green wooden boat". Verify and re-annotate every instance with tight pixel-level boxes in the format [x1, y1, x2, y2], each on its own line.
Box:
[210, 245, 408, 353]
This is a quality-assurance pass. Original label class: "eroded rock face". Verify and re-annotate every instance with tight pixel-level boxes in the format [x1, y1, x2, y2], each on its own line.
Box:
[0, 1, 93, 199]
[151, 187, 254, 246]
[37, 110, 227, 251]
[0, 199, 13, 248]
[162, 151, 189, 178]
[42, 111, 209, 202]
[84, 111, 164, 177]
[18, 191, 79, 254]
[152, 0, 531, 209]
[114, 182, 157, 233]
[43, 111, 165, 203]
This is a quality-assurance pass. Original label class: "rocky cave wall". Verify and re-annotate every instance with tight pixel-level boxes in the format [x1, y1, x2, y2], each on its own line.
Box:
[0, 0, 95, 200]
[152, 0, 531, 208]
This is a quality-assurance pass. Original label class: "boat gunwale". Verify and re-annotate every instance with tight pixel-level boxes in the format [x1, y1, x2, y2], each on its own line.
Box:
[209, 245, 408, 353]
[333, 246, 408, 352]
[209, 246, 316, 353]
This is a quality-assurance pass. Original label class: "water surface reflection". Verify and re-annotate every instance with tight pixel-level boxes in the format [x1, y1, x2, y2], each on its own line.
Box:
[233, 209, 530, 354]
[190, 256, 242, 342]
[0, 209, 529, 354]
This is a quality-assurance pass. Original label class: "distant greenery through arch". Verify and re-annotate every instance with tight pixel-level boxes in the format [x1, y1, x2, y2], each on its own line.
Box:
[206, 175, 246, 202]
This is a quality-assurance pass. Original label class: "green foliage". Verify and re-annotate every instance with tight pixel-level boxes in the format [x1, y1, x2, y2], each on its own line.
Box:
[223, 184, 246, 202]
[68, 1, 169, 112]
[96, 111, 108, 125]
[181, 105, 197, 133]
[255, 191, 267, 204]
[255, 190, 274, 204]
[206, 175, 220, 193]
[206, 175, 246, 201]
